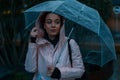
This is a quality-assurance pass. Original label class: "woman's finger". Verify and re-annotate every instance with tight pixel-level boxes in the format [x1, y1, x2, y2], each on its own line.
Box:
[47, 66, 55, 76]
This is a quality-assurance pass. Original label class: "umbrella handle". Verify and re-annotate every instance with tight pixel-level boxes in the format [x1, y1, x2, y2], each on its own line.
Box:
[54, 27, 74, 65]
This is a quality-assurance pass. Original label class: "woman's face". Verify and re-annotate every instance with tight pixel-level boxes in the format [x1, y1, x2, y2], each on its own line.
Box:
[44, 13, 61, 39]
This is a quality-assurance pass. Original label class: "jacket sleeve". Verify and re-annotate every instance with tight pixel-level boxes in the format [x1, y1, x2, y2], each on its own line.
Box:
[25, 43, 37, 73]
[57, 39, 85, 79]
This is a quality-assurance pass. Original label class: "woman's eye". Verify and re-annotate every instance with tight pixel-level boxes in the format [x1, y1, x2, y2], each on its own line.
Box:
[55, 20, 61, 24]
[45, 20, 52, 24]
[55, 21, 60, 24]
[45, 19, 61, 25]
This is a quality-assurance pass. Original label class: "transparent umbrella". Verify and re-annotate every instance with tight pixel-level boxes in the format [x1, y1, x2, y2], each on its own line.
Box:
[23, 0, 116, 67]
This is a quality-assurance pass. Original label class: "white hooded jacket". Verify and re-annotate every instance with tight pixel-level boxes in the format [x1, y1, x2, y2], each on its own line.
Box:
[25, 13, 85, 80]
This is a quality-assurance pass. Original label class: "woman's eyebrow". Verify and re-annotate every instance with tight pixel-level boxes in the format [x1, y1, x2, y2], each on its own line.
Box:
[46, 19, 60, 21]
[46, 19, 51, 21]
[55, 19, 60, 20]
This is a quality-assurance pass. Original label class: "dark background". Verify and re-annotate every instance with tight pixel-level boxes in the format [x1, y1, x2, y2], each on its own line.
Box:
[0, 0, 120, 80]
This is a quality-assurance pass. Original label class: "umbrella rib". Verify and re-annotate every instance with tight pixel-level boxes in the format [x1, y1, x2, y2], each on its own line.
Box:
[25, 20, 36, 30]
[52, 1, 65, 12]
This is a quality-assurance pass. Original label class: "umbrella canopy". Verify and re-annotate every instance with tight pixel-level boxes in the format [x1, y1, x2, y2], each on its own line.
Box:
[24, 0, 116, 67]
[24, 0, 100, 34]
[65, 18, 116, 67]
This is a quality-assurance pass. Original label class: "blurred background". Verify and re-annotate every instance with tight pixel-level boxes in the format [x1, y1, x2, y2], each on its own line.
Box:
[0, 0, 120, 80]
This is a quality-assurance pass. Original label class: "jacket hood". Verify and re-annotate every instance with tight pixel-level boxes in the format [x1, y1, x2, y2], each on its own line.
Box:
[34, 12, 66, 45]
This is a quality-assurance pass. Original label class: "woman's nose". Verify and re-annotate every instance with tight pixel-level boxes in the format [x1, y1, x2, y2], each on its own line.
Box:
[51, 22, 55, 27]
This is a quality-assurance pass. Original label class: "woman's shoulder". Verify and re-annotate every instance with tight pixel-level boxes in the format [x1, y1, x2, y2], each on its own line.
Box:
[68, 38, 76, 43]
[67, 38, 78, 47]
[36, 38, 49, 45]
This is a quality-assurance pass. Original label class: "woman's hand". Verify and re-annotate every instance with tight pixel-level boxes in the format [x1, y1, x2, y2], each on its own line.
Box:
[47, 66, 61, 79]
[47, 66, 55, 76]
[30, 27, 40, 38]
[30, 27, 42, 43]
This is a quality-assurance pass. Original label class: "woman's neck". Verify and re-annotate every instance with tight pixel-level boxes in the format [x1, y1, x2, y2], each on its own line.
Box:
[48, 35, 56, 40]
[46, 35, 59, 47]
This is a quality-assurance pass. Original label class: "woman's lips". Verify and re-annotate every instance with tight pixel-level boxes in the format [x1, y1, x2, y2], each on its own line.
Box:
[50, 29, 56, 32]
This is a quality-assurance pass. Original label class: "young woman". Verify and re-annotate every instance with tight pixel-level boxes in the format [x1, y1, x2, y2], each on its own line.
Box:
[25, 12, 85, 80]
